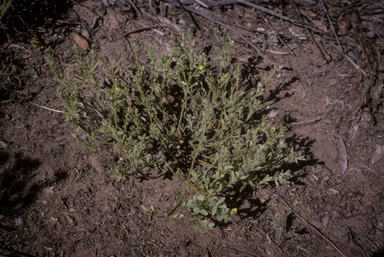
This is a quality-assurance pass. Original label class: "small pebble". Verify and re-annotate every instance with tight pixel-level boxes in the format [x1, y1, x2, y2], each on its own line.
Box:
[0, 141, 6, 148]
[15, 217, 23, 227]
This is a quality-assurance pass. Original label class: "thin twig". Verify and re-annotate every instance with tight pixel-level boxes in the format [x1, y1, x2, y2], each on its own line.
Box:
[289, 0, 325, 60]
[160, 0, 164, 18]
[29, 102, 63, 113]
[195, 0, 209, 8]
[277, 194, 346, 257]
[258, 10, 295, 56]
[340, 208, 384, 220]
[147, 34, 171, 46]
[320, 0, 344, 57]
[174, 0, 200, 29]
[183, 6, 264, 56]
[328, 41, 367, 76]
[235, 0, 330, 35]
[237, 0, 297, 23]
[126, 0, 142, 16]
[265, 49, 290, 55]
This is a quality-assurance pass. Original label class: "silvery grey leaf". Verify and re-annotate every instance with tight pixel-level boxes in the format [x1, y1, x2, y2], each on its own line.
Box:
[348, 125, 358, 141]
[338, 138, 348, 174]
[371, 145, 383, 164]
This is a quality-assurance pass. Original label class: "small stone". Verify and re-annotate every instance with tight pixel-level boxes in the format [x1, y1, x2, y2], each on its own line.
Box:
[334, 227, 350, 239]
[0, 141, 6, 148]
[366, 206, 374, 213]
[15, 217, 23, 227]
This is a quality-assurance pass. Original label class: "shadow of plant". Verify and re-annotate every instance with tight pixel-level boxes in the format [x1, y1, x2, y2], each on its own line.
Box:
[0, 0, 75, 46]
[0, 151, 41, 215]
[198, 131, 316, 228]
[0, 151, 68, 217]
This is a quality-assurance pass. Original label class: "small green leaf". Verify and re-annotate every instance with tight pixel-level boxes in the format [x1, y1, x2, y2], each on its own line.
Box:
[169, 214, 184, 220]
[199, 209, 208, 216]
[212, 206, 218, 216]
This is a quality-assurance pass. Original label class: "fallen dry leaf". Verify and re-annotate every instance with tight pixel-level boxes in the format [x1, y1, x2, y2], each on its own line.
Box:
[351, 76, 362, 98]
[337, 14, 350, 35]
[73, 32, 89, 53]
[370, 83, 384, 112]
[371, 145, 383, 164]
[338, 138, 348, 174]
[348, 125, 358, 141]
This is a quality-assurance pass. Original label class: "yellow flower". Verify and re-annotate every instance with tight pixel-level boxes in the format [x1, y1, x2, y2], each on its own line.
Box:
[271, 127, 276, 132]
[231, 208, 237, 214]
[111, 87, 120, 94]
[199, 65, 205, 70]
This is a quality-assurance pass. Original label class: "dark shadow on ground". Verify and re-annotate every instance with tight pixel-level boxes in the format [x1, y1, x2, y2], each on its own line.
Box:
[371, 249, 384, 257]
[210, 132, 317, 228]
[0, 151, 41, 215]
[0, 245, 37, 257]
[0, 151, 67, 216]
[0, 0, 75, 46]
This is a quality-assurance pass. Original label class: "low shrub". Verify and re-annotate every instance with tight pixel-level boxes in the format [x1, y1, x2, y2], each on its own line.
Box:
[46, 30, 304, 230]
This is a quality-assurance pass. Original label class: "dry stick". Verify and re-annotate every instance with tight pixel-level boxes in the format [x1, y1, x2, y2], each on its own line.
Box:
[266, 49, 290, 55]
[29, 102, 63, 113]
[183, 6, 264, 56]
[175, 0, 200, 30]
[328, 41, 367, 76]
[354, 3, 375, 74]
[289, 0, 325, 60]
[237, 0, 297, 23]
[195, 0, 209, 8]
[236, 0, 330, 35]
[258, 10, 295, 56]
[320, 0, 344, 57]
[126, 0, 142, 17]
[277, 194, 346, 257]
[123, 25, 157, 37]
[277, 35, 295, 56]
[372, 2, 384, 9]
[160, 1, 164, 18]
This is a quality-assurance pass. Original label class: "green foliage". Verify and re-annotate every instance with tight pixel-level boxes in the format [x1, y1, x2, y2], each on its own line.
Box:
[272, 213, 299, 243]
[47, 30, 304, 230]
[272, 213, 284, 243]
[0, 0, 12, 22]
[0, 81, 8, 90]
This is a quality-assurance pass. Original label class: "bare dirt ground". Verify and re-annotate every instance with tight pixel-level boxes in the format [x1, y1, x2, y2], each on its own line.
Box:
[1, 0, 384, 256]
